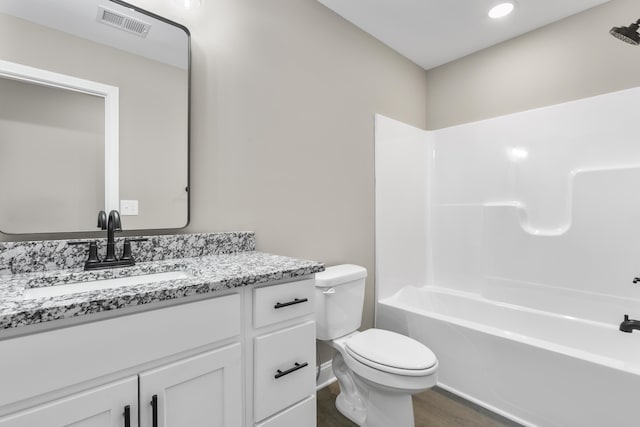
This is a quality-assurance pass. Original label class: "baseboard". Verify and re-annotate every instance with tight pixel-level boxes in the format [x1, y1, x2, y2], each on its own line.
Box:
[316, 360, 336, 390]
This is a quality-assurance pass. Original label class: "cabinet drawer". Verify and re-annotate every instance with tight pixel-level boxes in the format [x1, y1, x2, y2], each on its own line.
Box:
[254, 321, 316, 421]
[255, 395, 315, 427]
[253, 279, 314, 328]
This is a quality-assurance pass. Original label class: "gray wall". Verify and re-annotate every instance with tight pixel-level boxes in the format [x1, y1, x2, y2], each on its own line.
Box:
[425, 0, 640, 129]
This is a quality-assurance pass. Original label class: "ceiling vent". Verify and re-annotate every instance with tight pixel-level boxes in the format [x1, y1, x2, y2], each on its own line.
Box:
[96, 6, 151, 38]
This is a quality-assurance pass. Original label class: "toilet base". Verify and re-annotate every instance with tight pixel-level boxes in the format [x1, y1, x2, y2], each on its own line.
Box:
[332, 351, 419, 427]
[335, 387, 416, 427]
[335, 391, 366, 425]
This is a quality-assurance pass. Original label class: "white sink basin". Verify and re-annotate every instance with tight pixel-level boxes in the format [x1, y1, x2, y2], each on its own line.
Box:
[23, 271, 192, 299]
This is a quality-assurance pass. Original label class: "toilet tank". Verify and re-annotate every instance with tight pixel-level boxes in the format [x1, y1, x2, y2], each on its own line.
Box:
[314, 264, 367, 340]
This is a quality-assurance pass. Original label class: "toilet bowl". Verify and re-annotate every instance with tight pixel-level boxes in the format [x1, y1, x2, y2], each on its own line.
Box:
[315, 265, 438, 427]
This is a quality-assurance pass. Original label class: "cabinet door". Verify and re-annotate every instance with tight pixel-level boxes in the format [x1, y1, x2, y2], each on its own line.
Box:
[139, 343, 242, 427]
[0, 376, 138, 427]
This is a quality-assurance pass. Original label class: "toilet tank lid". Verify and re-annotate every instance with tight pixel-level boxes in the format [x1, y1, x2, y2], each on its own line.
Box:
[315, 264, 367, 288]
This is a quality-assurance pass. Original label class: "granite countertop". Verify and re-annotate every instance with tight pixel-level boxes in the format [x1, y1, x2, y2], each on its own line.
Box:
[0, 251, 324, 330]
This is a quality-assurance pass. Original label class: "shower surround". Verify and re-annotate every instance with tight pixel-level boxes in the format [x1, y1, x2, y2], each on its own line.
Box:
[374, 87, 640, 426]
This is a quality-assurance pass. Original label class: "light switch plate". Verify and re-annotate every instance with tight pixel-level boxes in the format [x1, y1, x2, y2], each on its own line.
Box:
[120, 200, 139, 215]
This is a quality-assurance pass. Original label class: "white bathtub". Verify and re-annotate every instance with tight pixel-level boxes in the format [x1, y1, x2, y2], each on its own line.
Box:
[377, 286, 640, 427]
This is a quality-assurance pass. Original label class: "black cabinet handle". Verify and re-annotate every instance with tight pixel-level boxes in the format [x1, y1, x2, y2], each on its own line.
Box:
[275, 362, 308, 379]
[274, 298, 308, 309]
[123, 405, 131, 427]
[151, 395, 158, 427]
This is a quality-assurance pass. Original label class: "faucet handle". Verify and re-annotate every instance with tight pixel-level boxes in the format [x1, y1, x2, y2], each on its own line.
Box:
[68, 240, 102, 267]
[86, 242, 101, 265]
[97, 210, 107, 230]
[624, 314, 630, 322]
[121, 238, 148, 261]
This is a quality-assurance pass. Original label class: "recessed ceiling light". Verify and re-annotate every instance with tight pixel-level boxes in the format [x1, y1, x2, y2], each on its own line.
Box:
[488, 2, 515, 19]
[173, 0, 201, 9]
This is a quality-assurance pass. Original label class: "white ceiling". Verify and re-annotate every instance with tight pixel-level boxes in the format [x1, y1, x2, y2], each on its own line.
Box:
[0, 0, 188, 69]
[317, 0, 611, 70]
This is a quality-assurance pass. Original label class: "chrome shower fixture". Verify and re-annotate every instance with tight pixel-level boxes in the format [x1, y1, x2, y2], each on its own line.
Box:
[610, 19, 640, 45]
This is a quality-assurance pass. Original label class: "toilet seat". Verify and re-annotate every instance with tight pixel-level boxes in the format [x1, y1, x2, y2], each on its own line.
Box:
[345, 329, 437, 376]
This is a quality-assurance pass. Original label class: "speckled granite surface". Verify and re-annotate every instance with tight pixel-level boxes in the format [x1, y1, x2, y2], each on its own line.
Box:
[0, 232, 324, 330]
[0, 251, 324, 330]
[0, 232, 256, 275]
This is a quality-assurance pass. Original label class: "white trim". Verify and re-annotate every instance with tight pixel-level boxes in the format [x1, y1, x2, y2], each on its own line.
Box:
[0, 59, 119, 213]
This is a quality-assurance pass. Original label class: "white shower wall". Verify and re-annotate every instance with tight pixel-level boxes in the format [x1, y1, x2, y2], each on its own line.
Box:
[375, 87, 640, 326]
[374, 115, 433, 301]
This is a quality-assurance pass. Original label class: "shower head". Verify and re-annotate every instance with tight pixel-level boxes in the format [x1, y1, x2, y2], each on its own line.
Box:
[610, 19, 640, 45]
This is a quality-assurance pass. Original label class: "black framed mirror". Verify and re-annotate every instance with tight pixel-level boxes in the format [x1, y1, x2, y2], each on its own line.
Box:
[0, 0, 190, 234]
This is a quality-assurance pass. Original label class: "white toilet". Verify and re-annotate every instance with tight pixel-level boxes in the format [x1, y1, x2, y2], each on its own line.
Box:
[315, 264, 438, 427]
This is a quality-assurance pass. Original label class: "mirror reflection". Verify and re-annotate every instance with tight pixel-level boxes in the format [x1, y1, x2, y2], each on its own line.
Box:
[0, 77, 105, 233]
[0, 0, 190, 234]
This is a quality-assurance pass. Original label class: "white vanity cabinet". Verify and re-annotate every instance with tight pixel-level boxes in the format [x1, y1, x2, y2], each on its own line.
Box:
[0, 277, 318, 427]
[0, 345, 243, 427]
[250, 279, 316, 427]
[0, 377, 138, 427]
[139, 343, 242, 427]
[0, 292, 243, 427]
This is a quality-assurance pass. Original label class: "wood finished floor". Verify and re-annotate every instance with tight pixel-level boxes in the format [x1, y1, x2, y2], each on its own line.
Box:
[317, 382, 522, 427]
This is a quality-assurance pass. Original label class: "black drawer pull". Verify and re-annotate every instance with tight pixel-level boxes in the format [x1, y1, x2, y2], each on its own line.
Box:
[151, 394, 158, 427]
[274, 298, 308, 309]
[123, 405, 131, 427]
[275, 362, 308, 379]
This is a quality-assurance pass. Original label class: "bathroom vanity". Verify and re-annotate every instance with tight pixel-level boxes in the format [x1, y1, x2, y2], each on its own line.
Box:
[0, 232, 322, 427]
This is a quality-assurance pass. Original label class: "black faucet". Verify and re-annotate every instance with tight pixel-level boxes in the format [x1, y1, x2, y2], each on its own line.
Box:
[100, 210, 122, 262]
[619, 315, 640, 333]
[70, 210, 146, 270]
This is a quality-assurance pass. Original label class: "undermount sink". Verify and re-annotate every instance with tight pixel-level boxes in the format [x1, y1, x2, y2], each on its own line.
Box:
[22, 271, 192, 300]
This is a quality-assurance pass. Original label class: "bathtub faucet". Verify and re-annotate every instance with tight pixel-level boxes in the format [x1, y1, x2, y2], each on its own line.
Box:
[619, 315, 640, 333]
